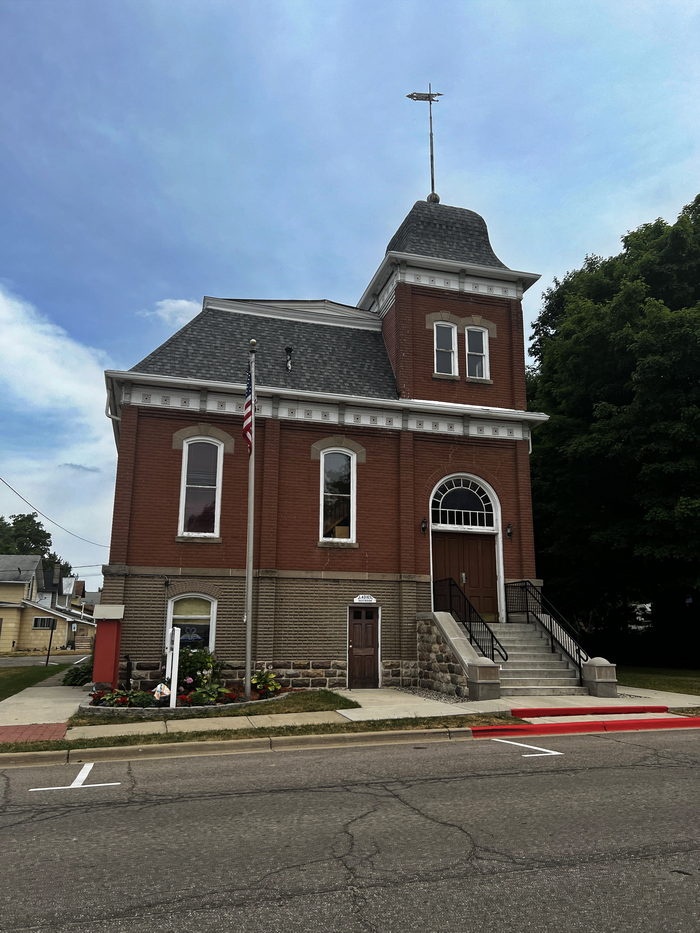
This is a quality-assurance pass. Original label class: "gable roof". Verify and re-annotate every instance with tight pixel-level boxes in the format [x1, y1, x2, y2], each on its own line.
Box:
[386, 200, 508, 269]
[0, 554, 42, 583]
[131, 304, 399, 400]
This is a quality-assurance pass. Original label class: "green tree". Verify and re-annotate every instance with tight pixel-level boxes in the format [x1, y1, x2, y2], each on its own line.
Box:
[529, 196, 700, 659]
[0, 512, 72, 577]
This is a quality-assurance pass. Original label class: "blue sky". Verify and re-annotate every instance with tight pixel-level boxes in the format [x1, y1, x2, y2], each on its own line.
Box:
[1, 0, 698, 582]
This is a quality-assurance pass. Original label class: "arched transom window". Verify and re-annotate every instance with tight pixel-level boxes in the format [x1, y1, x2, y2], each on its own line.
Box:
[431, 477, 494, 529]
[167, 595, 216, 651]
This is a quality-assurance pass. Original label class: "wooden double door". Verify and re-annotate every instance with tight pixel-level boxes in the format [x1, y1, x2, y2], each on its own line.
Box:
[432, 531, 499, 620]
[348, 606, 379, 688]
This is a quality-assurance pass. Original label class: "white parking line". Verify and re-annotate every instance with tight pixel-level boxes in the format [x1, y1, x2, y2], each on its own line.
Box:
[29, 762, 121, 792]
[491, 738, 563, 757]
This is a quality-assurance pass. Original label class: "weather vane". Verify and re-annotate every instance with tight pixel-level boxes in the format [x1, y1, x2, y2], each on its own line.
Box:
[406, 84, 443, 203]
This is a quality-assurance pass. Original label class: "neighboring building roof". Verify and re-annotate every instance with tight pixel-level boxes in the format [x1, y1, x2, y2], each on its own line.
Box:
[386, 199, 508, 269]
[0, 554, 42, 583]
[131, 305, 399, 399]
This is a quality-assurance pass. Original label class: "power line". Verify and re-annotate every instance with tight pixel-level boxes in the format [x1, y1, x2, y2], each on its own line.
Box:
[0, 476, 109, 548]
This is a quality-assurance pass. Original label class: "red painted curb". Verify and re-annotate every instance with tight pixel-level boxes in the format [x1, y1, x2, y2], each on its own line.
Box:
[511, 705, 668, 718]
[472, 717, 700, 738]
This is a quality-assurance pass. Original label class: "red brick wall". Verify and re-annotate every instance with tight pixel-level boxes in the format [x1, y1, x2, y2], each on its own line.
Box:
[385, 283, 527, 409]
[108, 407, 536, 581]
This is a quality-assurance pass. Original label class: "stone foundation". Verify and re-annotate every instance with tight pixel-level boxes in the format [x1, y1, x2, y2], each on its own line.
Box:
[129, 657, 420, 691]
[416, 618, 469, 697]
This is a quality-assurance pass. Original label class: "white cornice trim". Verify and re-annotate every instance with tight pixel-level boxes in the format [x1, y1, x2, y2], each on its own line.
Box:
[105, 370, 548, 425]
[203, 297, 380, 330]
[358, 251, 540, 309]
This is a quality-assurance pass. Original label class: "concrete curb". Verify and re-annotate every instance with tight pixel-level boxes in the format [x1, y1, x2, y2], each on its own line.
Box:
[511, 705, 669, 718]
[472, 717, 700, 738]
[67, 738, 273, 762]
[0, 750, 69, 768]
[270, 728, 456, 750]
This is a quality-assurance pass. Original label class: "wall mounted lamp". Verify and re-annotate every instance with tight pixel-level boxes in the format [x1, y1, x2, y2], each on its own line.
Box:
[420, 518, 428, 534]
[505, 523, 513, 539]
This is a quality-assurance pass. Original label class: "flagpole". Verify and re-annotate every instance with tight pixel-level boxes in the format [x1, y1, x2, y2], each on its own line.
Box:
[244, 338, 257, 700]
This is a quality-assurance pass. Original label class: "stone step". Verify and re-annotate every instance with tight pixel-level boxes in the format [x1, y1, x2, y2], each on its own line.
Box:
[500, 676, 579, 687]
[503, 651, 564, 661]
[499, 660, 571, 670]
[500, 686, 590, 696]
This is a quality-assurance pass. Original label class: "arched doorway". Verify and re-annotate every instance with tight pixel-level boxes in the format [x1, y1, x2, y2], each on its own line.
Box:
[430, 475, 503, 621]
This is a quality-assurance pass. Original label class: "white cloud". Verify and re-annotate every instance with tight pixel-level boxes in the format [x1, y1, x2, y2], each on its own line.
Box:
[0, 286, 115, 577]
[137, 298, 200, 328]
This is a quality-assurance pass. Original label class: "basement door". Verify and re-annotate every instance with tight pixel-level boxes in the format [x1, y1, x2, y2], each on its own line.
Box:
[348, 607, 379, 688]
[432, 531, 498, 620]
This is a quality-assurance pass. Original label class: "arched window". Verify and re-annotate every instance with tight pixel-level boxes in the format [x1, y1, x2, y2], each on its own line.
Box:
[320, 449, 356, 541]
[166, 595, 217, 651]
[466, 327, 490, 379]
[178, 438, 224, 536]
[431, 477, 495, 529]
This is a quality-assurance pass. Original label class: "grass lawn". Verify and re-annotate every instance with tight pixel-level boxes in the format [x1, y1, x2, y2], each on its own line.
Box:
[68, 688, 361, 726]
[0, 664, 71, 703]
[0, 710, 523, 754]
[616, 666, 700, 696]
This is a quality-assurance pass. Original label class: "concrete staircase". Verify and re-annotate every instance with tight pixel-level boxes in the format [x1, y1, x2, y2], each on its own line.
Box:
[494, 622, 589, 697]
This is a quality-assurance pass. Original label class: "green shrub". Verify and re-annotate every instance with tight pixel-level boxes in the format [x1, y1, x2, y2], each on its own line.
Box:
[63, 661, 93, 686]
[251, 667, 282, 698]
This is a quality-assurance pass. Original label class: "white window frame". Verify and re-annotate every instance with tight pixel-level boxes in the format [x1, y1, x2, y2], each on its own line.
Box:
[465, 326, 490, 380]
[33, 617, 55, 629]
[165, 594, 217, 653]
[178, 437, 224, 537]
[434, 322, 458, 376]
[319, 448, 357, 543]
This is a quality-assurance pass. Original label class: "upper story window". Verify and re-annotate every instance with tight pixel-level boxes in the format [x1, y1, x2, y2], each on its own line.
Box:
[178, 438, 224, 536]
[466, 327, 489, 379]
[434, 323, 458, 376]
[320, 449, 356, 541]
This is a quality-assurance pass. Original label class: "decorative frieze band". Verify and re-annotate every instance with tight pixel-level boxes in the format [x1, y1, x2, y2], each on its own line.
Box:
[129, 383, 525, 441]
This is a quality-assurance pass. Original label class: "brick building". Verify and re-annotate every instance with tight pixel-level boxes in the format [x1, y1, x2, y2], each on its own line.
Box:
[102, 197, 547, 690]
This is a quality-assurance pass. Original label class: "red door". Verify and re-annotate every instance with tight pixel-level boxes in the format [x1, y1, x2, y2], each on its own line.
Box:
[432, 532, 498, 619]
[348, 607, 379, 688]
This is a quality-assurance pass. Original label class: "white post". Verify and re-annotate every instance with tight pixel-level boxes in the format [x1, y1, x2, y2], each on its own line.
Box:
[244, 339, 257, 700]
[168, 627, 181, 709]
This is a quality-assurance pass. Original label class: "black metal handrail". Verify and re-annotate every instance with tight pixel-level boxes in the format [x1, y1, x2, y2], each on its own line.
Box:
[505, 580, 589, 675]
[433, 578, 508, 663]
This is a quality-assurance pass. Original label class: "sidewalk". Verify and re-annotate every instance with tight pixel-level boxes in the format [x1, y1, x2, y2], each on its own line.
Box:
[0, 678, 698, 749]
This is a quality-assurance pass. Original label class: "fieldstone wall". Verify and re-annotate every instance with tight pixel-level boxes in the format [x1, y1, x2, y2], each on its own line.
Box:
[417, 618, 468, 697]
[129, 657, 420, 691]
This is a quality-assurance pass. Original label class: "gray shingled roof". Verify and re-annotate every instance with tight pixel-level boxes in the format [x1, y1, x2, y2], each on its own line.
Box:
[0, 554, 42, 582]
[386, 200, 508, 269]
[131, 308, 399, 399]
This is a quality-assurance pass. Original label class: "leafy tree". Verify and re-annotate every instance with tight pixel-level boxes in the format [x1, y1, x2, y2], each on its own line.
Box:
[528, 196, 700, 660]
[0, 512, 72, 577]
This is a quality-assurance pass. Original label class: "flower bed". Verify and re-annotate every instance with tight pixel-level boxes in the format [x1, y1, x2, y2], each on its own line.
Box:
[78, 690, 288, 719]
[84, 649, 286, 718]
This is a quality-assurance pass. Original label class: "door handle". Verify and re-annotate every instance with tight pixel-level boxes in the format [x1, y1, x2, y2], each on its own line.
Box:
[460, 572, 467, 585]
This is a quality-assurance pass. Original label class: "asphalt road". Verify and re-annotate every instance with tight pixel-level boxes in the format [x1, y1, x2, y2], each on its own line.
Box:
[1, 730, 698, 932]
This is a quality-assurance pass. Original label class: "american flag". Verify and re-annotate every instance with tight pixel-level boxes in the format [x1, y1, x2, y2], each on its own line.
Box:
[242, 367, 253, 453]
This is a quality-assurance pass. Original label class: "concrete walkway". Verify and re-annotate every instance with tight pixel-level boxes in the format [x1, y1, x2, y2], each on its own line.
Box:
[0, 681, 698, 747]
